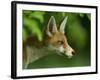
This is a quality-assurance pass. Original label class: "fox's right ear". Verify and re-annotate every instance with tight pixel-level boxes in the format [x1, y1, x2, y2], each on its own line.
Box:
[46, 16, 58, 37]
[59, 16, 68, 34]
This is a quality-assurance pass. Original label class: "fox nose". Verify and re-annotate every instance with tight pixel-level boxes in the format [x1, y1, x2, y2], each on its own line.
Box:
[72, 50, 75, 55]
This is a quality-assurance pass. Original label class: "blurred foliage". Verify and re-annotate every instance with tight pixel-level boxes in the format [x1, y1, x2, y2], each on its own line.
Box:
[23, 10, 91, 69]
[23, 10, 44, 41]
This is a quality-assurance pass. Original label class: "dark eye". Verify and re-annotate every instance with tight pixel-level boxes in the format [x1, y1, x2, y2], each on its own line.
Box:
[57, 41, 64, 45]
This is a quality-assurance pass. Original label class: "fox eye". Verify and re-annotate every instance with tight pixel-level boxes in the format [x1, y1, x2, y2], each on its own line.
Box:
[57, 41, 64, 45]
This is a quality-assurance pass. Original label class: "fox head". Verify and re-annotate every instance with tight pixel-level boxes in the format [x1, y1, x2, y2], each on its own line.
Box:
[46, 16, 75, 58]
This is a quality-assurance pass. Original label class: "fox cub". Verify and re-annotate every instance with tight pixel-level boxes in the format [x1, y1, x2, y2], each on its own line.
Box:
[23, 16, 75, 69]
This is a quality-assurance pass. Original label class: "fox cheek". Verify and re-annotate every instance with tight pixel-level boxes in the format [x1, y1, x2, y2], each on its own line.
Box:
[59, 46, 65, 53]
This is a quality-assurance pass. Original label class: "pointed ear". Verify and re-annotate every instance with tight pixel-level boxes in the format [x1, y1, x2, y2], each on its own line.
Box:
[46, 16, 58, 37]
[59, 16, 68, 34]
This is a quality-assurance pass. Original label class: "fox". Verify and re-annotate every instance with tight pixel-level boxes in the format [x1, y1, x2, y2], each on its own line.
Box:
[23, 16, 75, 69]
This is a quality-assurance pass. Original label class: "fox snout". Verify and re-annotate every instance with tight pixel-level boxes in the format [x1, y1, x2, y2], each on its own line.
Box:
[64, 45, 75, 58]
[57, 44, 74, 58]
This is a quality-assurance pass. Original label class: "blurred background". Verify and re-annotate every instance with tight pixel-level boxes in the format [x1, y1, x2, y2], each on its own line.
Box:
[23, 10, 91, 69]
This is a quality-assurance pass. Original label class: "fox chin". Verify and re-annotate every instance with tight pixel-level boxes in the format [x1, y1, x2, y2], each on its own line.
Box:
[23, 16, 75, 69]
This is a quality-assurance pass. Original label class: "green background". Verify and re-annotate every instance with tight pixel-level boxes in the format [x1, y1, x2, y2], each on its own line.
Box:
[23, 10, 91, 69]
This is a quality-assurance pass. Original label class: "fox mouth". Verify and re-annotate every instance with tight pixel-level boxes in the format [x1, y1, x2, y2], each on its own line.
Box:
[61, 52, 67, 56]
[56, 50, 74, 58]
[59, 50, 75, 58]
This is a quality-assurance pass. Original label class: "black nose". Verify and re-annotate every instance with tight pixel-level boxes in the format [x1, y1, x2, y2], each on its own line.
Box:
[72, 51, 75, 55]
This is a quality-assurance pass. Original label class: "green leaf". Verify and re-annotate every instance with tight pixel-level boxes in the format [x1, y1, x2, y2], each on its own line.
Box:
[29, 11, 45, 23]
[23, 16, 43, 41]
[87, 14, 91, 20]
[22, 28, 27, 41]
[79, 13, 84, 18]
[23, 10, 32, 15]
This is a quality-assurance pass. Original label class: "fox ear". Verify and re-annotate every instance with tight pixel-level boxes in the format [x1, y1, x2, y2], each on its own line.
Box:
[46, 16, 58, 37]
[59, 16, 68, 34]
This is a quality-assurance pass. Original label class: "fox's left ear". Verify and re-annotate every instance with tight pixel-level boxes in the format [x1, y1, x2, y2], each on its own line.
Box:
[59, 16, 68, 34]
